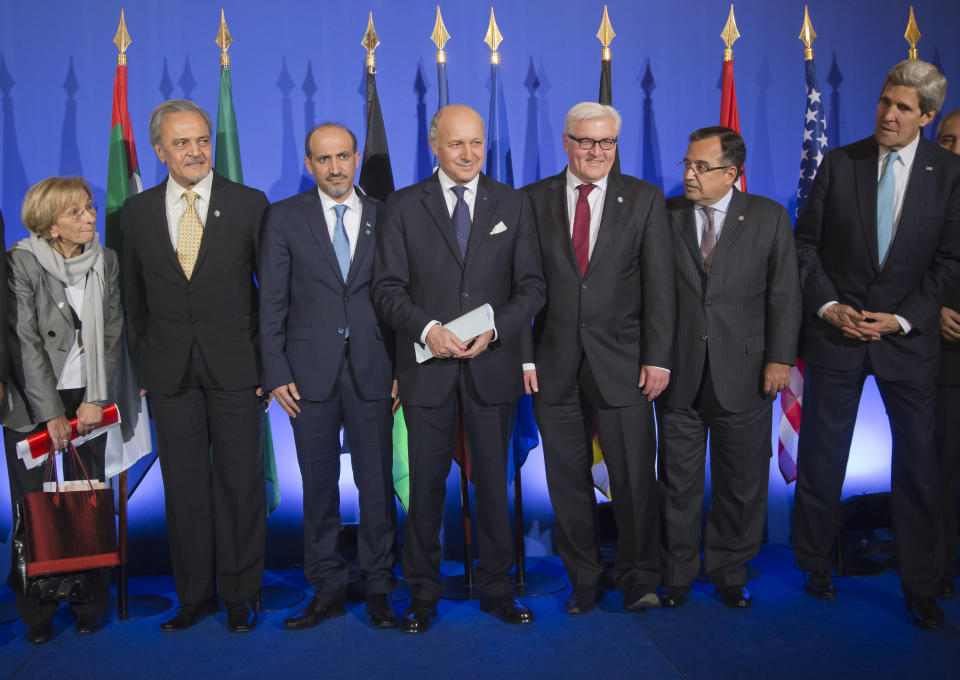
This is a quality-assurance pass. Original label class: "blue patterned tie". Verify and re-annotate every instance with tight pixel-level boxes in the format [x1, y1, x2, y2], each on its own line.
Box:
[332, 204, 350, 281]
[451, 185, 471, 257]
[876, 150, 899, 266]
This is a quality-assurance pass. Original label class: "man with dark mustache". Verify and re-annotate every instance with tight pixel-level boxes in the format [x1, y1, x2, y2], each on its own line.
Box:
[122, 99, 268, 633]
[260, 123, 399, 630]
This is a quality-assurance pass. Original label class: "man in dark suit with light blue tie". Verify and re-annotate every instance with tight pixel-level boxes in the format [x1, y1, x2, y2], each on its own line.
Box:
[793, 60, 960, 629]
[372, 104, 545, 633]
[259, 123, 398, 630]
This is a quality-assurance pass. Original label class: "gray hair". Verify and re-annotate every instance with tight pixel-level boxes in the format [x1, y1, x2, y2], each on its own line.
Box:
[305, 123, 358, 157]
[883, 60, 948, 115]
[938, 109, 960, 138]
[563, 102, 622, 137]
[149, 99, 213, 146]
[429, 104, 483, 145]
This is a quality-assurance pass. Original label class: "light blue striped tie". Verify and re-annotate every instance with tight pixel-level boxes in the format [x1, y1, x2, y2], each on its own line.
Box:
[876, 150, 899, 266]
[332, 204, 350, 281]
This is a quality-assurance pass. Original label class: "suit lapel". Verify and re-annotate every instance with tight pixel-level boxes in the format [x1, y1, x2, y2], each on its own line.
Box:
[41, 273, 73, 326]
[854, 139, 881, 274]
[463, 174, 499, 270]
[422, 174, 464, 267]
[349, 195, 377, 286]
[670, 198, 705, 275]
[298, 189, 344, 283]
[193, 172, 226, 275]
[715, 189, 747, 259]
[585, 172, 620, 277]
[546, 171, 581, 277]
[152, 178, 183, 276]
[888, 137, 936, 264]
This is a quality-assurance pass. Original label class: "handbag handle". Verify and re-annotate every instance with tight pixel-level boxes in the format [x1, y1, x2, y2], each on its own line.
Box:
[63, 443, 100, 506]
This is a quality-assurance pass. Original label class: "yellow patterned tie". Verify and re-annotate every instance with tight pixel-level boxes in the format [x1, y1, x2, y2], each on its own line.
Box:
[177, 190, 203, 278]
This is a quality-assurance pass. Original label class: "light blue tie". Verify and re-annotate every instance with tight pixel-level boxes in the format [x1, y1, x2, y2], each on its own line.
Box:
[332, 204, 350, 282]
[877, 150, 899, 266]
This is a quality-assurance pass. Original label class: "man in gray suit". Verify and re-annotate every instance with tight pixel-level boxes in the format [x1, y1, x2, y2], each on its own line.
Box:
[658, 127, 801, 608]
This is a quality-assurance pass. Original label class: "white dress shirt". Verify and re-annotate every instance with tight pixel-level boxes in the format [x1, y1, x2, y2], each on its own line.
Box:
[318, 187, 361, 261]
[564, 169, 608, 257]
[817, 133, 920, 333]
[164, 170, 213, 250]
[694, 187, 734, 246]
[57, 277, 87, 390]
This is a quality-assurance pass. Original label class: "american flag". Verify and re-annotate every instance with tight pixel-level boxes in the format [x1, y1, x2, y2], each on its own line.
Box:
[778, 57, 828, 483]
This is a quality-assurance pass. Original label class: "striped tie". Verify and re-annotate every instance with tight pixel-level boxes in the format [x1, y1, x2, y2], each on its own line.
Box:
[177, 190, 203, 278]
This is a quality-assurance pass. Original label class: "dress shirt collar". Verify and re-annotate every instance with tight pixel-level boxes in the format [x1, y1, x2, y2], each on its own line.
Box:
[879, 131, 920, 169]
[699, 187, 734, 215]
[564, 168, 609, 194]
[318, 186, 361, 217]
[166, 169, 213, 204]
[437, 168, 480, 197]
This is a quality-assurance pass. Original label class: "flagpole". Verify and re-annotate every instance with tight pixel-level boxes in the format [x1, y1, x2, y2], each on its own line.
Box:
[358, 13, 395, 201]
[719, 4, 746, 192]
[596, 6, 619, 174]
[904, 6, 921, 60]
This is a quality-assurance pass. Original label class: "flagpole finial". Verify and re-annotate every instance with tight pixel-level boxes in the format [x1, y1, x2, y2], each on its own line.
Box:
[721, 4, 740, 62]
[113, 9, 132, 66]
[596, 5, 616, 62]
[798, 5, 816, 61]
[431, 6, 451, 64]
[215, 9, 233, 69]
[362, 12, 381, 73]
[904, 6, 921, 60]
[484, 8, 503, 65]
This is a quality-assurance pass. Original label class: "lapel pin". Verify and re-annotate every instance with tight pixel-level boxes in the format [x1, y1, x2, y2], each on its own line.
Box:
[738, 215, 744, 221]
[213, 209, 221, 217]
[365, 229, 372, 235]
[925, 166, 933, 172]
[617, 196, 623, 203]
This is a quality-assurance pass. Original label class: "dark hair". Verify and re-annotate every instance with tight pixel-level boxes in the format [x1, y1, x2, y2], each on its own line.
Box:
[689, 126, 746, 180]
[305, 123, 357, 157]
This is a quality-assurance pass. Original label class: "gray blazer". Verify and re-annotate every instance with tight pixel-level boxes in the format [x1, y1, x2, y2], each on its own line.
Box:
[1, 246, 122, 430]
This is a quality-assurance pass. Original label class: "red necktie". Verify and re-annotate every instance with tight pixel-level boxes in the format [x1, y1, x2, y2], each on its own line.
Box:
[572, 183, 596, 276]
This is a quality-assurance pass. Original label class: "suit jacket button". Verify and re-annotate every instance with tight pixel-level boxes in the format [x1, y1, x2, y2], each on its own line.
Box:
[700, 335, 708, 341]
[704, 299, 711, 306]
[580, 323, 586, 329]
[338, 328, 344, 335]
[47, 330, 56, 337]
[462, 292, 469, 298]
[581, 283, 587, 290]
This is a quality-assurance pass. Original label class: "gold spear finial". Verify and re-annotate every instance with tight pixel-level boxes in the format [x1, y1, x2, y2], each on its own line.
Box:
[431, 6, 451, 64]
[721, 4, 740, 62]
[904, 6, 921, 60]
[596, 5, 616, 62]
[215, 9, 233, 69]
[484, 8, 503, 65]
[362, 12, 381, 73]
[798, 5, 816, 61]
[113, 9, 132, 66]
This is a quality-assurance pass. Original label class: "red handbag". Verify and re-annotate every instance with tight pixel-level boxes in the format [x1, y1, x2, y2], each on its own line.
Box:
[20, 445, 120, 578]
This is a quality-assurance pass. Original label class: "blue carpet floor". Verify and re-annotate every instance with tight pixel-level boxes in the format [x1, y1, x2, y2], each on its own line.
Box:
[2, 545, 959, 679]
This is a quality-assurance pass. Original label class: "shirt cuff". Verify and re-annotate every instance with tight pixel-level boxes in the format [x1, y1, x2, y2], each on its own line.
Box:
[894, 314, 912, 335]
[648, 365, 670, 374]
[522, 363, 536, 371]
[420, 321, 440, 345]
[817, 300, 838, 318]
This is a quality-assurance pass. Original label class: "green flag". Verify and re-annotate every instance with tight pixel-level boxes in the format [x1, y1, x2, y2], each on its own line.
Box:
[214, 62, 281, 515]
[392, 408, 410, 512]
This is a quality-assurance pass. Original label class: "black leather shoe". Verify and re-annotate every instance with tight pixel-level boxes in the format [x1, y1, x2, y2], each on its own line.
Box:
[565, 586, 602, 614]
[25, 621, 53, 645]
[906, 596, 945, 629]
[803, 571, 837, 600]
[623, 586, 661, 611]
[226, 602, 257, 632]
[720, 586, 752, 609]
[75, 613, 102, 635]
[400, 598, 437, 634]
[936, 575, 957, 600]
[284, 595, 346, 630]
[660, 585, 690, 609]
[480, 594, 534, 624]
[366, 594, 398, 629]
[160, 600, 218, 632]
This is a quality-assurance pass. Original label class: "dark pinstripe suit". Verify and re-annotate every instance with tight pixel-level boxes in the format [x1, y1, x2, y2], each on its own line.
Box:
[659, 189, 801, 589]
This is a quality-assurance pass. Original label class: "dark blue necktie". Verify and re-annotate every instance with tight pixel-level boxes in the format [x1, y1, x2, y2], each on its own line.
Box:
[332, 203, 350, 281]
[450, 185, 471, 257]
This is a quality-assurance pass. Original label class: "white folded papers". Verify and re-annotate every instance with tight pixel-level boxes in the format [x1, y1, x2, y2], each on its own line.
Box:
[415, 303, 495, 363]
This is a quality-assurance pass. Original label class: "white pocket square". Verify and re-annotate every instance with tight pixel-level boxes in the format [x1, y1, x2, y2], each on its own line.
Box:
[490, 222, 508, 235]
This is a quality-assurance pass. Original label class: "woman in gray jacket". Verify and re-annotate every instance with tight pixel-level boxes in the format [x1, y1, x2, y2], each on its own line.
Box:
[2, 176, 121, 644]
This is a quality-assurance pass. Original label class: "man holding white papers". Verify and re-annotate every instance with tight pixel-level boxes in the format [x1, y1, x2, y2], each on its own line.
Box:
[372, 104, 545, 633]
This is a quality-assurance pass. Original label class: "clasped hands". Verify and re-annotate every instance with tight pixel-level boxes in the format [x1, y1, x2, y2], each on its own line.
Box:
[425, 325, 494, 361]
[46, 402, 103, 450]
[822, 304, 901, 341]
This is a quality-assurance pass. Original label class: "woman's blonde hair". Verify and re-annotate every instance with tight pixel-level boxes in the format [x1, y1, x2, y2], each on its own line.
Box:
[21, 176, 93, 239]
